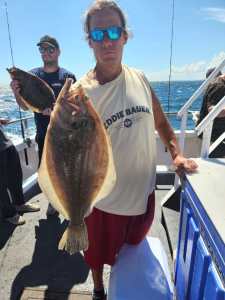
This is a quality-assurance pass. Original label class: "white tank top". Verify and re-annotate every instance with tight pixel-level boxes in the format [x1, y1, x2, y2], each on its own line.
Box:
[76, 65, 156, 215]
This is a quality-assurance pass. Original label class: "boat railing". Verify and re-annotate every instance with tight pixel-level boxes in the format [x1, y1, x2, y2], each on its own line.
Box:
[3, 111, 198, 139]
[165, 111, 198, 117]
[177, 58, 225, 156]
[3, 115, 35, 143]
[6, 116, 33, 124]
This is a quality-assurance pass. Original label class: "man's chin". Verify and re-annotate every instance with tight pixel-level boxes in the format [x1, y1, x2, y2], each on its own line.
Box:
[44, 61, 56, 66]
[102, 55, 118, 63]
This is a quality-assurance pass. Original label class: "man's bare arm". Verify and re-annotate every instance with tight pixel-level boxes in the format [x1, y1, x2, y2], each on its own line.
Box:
[150, 87, 198, 174]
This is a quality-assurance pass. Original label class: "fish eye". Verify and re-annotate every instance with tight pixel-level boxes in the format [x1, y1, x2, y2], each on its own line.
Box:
[71, 118, 95, 130]
[71, 119, 88, 130]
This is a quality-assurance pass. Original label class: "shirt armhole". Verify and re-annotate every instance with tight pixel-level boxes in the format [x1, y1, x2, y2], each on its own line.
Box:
[136, 70, 153, 109]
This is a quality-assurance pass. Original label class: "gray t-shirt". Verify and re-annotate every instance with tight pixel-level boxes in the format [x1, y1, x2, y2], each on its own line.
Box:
[0, 124, 12, 152]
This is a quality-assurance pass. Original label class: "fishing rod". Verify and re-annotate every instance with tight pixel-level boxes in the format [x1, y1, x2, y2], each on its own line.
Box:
[167, 0, 175, 113]
[4, 0, 29, 165]
[4, 1, 14, 66]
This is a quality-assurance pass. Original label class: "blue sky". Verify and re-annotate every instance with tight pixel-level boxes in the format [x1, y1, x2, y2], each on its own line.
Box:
[0, 0, 225, 85]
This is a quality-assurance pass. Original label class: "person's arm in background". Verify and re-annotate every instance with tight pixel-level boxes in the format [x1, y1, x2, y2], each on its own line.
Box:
[151, 88, 198, 176]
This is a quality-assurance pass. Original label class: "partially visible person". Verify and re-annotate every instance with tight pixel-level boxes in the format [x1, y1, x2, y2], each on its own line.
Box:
[0, 118, 40, 225]
[10, 35, 76, 216]
[197, 67, 225, 157]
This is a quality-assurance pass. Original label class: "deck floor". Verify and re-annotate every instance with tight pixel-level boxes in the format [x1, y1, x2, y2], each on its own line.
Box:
[20, 288, 92, 299]
[0, 188, 175, 300]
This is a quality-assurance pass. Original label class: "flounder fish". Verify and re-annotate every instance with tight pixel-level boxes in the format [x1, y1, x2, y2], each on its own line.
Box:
[7, 67, 55, 112]
[38, 79, 116, 254]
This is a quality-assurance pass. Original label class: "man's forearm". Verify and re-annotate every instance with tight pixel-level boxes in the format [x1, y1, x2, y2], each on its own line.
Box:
[151, 86, 182, 160]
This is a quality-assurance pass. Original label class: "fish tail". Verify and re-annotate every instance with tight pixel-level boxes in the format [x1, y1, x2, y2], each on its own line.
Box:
[58, 222, 88, 254]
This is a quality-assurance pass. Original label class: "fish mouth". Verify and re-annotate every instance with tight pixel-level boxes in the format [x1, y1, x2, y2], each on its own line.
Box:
[6, 67, 16, 77]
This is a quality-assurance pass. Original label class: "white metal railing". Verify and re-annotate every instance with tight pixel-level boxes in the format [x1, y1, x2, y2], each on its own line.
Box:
[177, 58, 225, 157]
[169, 59, 225, 189]
[196, 95, 225, 158]
[3, 115, 35, 140]
[209, 131, 225, 155]
[195, 95, 225, 135]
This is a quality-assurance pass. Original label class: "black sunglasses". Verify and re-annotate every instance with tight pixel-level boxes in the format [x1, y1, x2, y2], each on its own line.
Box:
[89, 26, 124, 42]
[39, 46, 56, 54]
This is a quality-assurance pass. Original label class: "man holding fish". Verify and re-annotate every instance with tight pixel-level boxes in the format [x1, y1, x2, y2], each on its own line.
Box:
[10, 35, 76, 216]
[73, 1, 197, 299]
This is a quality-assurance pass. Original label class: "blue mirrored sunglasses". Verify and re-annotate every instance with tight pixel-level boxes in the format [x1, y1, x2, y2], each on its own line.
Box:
[89, 26, 123, 42]
[39, 46, 56, 54]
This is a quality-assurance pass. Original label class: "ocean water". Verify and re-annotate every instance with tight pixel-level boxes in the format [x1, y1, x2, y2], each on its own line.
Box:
[151, 80, 203, 129]
[0, 80, 203, 139]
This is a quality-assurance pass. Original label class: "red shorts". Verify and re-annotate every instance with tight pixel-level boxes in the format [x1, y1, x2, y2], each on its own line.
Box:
[83, 192, 155, 269]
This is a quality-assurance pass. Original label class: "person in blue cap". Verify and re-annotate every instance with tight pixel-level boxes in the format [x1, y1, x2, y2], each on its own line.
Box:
[10, 35, 77, 216]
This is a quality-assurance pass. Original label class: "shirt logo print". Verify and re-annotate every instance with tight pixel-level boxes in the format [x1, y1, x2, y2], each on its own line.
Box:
[104, 105, 151, 130]
[124, 118, 132, 128]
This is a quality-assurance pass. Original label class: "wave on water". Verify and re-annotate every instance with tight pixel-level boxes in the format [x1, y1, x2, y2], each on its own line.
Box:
[0, 88, 35, 137]
[150, 80, 203, 129]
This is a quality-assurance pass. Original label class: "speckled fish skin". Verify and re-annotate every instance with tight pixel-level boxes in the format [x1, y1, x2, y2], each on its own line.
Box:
[7, 67, 55, 112]
[38, 79, 116, 254]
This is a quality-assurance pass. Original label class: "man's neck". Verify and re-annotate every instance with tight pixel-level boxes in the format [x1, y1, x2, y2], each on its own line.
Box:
[43, 62, 59, 73]
[94, 63, 122, 84]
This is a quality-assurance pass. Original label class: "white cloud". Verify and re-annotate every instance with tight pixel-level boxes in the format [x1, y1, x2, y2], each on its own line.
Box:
[207, 51, 225, 69]
[147, 52, 225, 81]
[172, 61, 206, 74]
[147, 61, 206, 81]
[201, 7, 225, 23]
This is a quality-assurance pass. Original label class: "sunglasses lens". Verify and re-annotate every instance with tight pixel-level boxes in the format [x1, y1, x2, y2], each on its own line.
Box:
[90, 29, 104, 42]
[39, 46, 55, 54]
[90, 26, 123, 42]
[48, 47, 55, 54]
[108, 26, 122, 40]
[39, 47, 45, 54]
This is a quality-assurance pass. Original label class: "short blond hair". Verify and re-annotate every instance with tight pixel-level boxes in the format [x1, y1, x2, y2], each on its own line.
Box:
[84, 0, 128, 38]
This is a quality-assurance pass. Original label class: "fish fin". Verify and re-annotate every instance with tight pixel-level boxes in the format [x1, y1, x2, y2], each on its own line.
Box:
[58, 222, 89, 254]
[38, 139, 69, 218]
[20, 97, 43, 113]
[56, 78, 73, 104]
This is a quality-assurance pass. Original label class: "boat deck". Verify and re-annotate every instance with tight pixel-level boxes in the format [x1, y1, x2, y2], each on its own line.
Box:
[0, 187, 175, 300]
